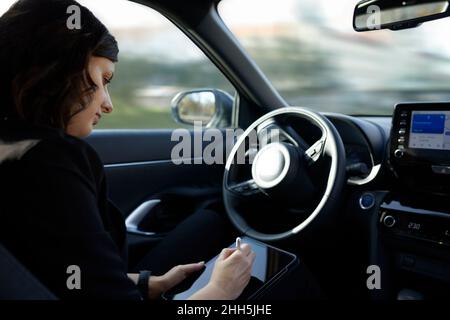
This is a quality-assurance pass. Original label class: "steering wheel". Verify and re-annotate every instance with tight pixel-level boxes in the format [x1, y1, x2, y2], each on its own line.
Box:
[223, 107, 346, 242]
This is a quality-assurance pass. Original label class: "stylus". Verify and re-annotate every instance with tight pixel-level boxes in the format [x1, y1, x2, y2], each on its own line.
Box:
[236, 237, 241, 250]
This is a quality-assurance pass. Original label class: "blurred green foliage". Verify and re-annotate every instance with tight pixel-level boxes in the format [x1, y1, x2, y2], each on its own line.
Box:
[97, 55, 234, 129]
[95, 95, 179, 129]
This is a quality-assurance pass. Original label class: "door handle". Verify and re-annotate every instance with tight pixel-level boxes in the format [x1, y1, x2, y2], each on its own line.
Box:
[125, 199, 161, 236]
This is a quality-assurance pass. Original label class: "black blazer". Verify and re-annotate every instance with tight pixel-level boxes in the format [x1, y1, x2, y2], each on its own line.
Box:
[0, 118, 142, 299]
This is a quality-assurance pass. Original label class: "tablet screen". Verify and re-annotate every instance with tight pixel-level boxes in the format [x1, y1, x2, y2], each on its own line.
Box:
[164, 236, 297, 300]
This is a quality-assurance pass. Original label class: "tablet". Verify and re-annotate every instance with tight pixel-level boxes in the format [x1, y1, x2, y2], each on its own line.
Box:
[162, 236, 298, 300]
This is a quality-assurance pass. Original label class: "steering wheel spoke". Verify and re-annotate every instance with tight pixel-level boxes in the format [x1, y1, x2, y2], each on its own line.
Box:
[256, 121, 304, 149]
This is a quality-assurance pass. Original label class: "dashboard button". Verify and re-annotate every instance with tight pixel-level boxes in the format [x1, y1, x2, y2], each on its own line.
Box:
[394, 149, 404, 158]
[398, 129, 406, 135]
[398, 137, 405, 143]
[359, 193, 375, 210]
[383, 215, 396, 228]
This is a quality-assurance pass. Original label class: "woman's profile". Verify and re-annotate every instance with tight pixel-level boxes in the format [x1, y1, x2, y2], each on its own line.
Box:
[0, 0, 255, 300]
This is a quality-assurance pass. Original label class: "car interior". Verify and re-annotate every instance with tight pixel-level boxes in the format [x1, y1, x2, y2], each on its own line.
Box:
[1, 0, 450, 300]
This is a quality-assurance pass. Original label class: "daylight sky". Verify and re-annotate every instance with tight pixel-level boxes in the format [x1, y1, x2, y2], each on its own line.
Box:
[1, 0, 450, 57]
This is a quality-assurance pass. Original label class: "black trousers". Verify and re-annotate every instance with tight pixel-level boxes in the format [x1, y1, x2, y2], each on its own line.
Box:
[133, 209, 323, 299]
[133, 209, 238, 275]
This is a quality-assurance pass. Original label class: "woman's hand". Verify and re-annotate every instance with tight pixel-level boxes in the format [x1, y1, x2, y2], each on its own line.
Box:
[189, 244, 256, 300]
[148, 262, 206, 299]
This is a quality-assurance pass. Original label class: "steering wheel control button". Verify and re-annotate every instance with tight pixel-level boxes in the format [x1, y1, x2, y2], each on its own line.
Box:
[231, 180, 259, 195]
[359, 193, 375, 210]
[383, 215, 396, 228]
[305, 140, 325, 164]
[394, 149, 405, 158]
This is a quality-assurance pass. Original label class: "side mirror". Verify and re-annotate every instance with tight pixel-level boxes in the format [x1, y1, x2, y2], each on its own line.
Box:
[353, 0, 450, 32]
[171, 89, 233, 128]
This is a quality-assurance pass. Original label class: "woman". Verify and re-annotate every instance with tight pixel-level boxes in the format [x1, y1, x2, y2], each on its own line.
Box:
[0, 0, 255, 300]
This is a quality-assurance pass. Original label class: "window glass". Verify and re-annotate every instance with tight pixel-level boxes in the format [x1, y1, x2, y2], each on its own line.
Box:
[219, 0, 450, 115]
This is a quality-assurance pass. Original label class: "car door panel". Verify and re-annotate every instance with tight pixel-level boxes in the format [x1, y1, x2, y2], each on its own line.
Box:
[85, 129, 226, 218]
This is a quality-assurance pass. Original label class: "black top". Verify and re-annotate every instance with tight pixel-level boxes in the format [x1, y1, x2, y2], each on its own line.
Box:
[0, 118, 142, 299]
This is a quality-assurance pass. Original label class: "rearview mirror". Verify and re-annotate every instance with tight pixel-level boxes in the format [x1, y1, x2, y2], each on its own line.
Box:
[171, 89, 233, 128]
[353, 0, 450, 32]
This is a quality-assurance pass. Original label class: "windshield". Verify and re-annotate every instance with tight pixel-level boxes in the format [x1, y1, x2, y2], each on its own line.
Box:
[219, 0, 450, 115]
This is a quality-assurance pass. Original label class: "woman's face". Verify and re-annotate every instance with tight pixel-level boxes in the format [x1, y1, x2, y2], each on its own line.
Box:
[66, 56, 115, 138]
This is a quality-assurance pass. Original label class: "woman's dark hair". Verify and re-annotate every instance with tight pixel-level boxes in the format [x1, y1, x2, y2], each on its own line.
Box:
[0, 0, 119, 128]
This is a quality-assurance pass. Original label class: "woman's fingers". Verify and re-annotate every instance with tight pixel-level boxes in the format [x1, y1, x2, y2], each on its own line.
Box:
[229, 244, 253, 262]
[218, 248, 236, 260]
[177, 262, 205, 275]
[239, 243, 252, 256]
[217, 243, 253, 263]
[161, 262, 206, 291]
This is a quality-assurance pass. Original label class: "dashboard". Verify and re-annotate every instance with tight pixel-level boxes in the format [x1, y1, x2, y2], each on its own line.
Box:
[325, 113, 386, 186]
[325, 104, 450, 191]
[326, 105, 450, 299]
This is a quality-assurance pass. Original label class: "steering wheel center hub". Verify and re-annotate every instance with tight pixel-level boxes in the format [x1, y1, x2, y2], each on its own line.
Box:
[252, 143, 290, 189]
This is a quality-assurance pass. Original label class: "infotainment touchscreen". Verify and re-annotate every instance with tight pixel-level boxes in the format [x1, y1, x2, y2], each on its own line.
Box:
[408, 111, 450, 150]
[392, 103, 450, 192]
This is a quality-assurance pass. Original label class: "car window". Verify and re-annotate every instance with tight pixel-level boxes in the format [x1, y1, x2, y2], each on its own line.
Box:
[0, 0, 235, 129]
[219, 0, 450, 116]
